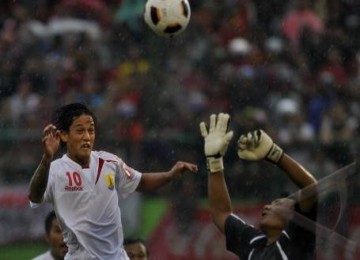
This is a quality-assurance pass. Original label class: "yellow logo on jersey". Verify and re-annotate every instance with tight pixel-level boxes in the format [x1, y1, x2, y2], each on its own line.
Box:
[105, 174, 115, 190]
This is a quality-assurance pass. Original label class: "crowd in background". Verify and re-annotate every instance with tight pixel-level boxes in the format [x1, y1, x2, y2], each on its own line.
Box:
[0, 0, 359, 205]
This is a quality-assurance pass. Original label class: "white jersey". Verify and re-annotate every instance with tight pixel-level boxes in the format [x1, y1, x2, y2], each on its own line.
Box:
[32, 251, 54, 260]
[31, 151, 142, 260]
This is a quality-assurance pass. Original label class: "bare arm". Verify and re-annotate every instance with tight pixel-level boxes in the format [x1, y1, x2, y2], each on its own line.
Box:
[28, 156, 52, 203]
[208, 170, 232, 233]
[28, 124, 60, 203]
[136, 161, 198, 192]
[237, 129, 318, 212]
[199, 113, 234, 234]
[277, 153, 318, 212]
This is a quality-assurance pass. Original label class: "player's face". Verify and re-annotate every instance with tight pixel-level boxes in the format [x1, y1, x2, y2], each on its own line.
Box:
[61, 115, 95, 167]
[259, 198, 295, 233]
[124, 242, 148, 260]
[46, 218, 68, 259]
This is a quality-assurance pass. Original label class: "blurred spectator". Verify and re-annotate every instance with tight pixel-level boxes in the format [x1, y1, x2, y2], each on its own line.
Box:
[32, 210, 68, 260]
[114, 0, 146, 35]
[124, 237, 149, 260]
[60, 0, 112, 27]
[319, 101, 358, 167]
[281, 0, 324, 49]
[318, 46, 348, 88]
[215, 1, 257, 46]
[7, 77, 41, 127]
[275, 97, 315, 146]
[306, 76, 334, 135]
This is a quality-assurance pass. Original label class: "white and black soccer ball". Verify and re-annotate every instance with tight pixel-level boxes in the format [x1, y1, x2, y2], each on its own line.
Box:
[144, 0, 191, 39]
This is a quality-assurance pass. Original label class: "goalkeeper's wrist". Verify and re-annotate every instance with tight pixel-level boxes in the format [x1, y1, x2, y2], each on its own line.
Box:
[206, 157, 224, 173]
[265, 143, 283, 164]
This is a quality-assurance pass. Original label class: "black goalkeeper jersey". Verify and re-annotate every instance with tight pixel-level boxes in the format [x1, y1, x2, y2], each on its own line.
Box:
[224, 203, 317, 260]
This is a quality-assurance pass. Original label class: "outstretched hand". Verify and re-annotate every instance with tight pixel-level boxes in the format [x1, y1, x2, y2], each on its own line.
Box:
[199, 113, 233, 173]
[136, 161, 198, 192]
[42, 124, 60, 160]
[237, 129, 283, 163]
[199, 113, 234, 158]
[169, 161, 198, 179]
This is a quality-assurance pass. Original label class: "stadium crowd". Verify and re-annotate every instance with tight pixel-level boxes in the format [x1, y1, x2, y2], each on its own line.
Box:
[0, 0, 359, 204]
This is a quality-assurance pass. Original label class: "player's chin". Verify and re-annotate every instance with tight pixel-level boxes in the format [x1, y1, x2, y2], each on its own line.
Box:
[79, 147, 92, 156]
[259, 218, 269, 231]
[59, 244, 68, 256]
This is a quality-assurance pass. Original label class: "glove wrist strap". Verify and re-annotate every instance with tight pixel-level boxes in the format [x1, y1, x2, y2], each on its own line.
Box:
[206, 157, 224, 173]
[266, 143, 283, 164]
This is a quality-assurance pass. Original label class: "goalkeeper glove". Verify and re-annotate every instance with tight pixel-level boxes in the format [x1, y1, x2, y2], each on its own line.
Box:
[237, 129, 283, 164]
[199, 113, 234, 173]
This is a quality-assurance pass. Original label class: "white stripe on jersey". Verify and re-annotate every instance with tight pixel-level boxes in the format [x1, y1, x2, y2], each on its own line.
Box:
[248, 249, 255, 260]
[231, 213, 255, 228]
[276, 241, 289, 260]
[282, 230, 290, 240]
[249, 235, 267, 245]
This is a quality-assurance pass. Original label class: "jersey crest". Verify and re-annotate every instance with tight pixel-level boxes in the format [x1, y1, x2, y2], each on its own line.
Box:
[105, 173, 115, 190]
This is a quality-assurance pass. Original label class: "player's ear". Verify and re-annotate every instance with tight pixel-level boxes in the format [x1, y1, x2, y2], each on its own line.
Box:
[59, 130, 68, 143]
[44, 233, 50, 243]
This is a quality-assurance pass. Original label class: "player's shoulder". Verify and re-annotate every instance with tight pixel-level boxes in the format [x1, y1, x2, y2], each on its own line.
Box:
[49, 155, 66, 169]
[225, 213, 258, 234]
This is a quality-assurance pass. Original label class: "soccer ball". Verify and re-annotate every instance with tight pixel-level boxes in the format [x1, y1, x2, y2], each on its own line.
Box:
[144, 0, 191, 39]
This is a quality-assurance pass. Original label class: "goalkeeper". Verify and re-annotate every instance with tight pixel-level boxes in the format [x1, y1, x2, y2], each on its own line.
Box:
[200, 113, 318, 259]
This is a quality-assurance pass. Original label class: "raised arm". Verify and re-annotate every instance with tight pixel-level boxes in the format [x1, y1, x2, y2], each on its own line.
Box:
[237, 129, 317, 212]
[200, 113, 234, 233]
[28, 124, 60, 203]
[29, 155, 52, 203]
[277, 153, 317, 212]
[136, 161, 198, 192]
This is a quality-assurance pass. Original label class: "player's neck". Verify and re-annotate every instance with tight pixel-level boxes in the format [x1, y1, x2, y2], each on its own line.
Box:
[67, 153, 90, 168]
[265, 229, 282, 245]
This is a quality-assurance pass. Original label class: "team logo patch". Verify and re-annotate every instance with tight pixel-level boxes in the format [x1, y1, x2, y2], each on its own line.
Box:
[104, 174, 115, 190]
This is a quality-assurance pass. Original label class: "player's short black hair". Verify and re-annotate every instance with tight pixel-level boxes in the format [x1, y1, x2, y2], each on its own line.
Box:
[52, 103, 96, 131]
[124, 237, 149, 256]
[45, 210, 56, 234]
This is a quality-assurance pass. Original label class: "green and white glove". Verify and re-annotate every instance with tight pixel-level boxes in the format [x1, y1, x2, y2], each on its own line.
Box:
[200, 113, 234, 173]
[237, 129, 283, 164]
